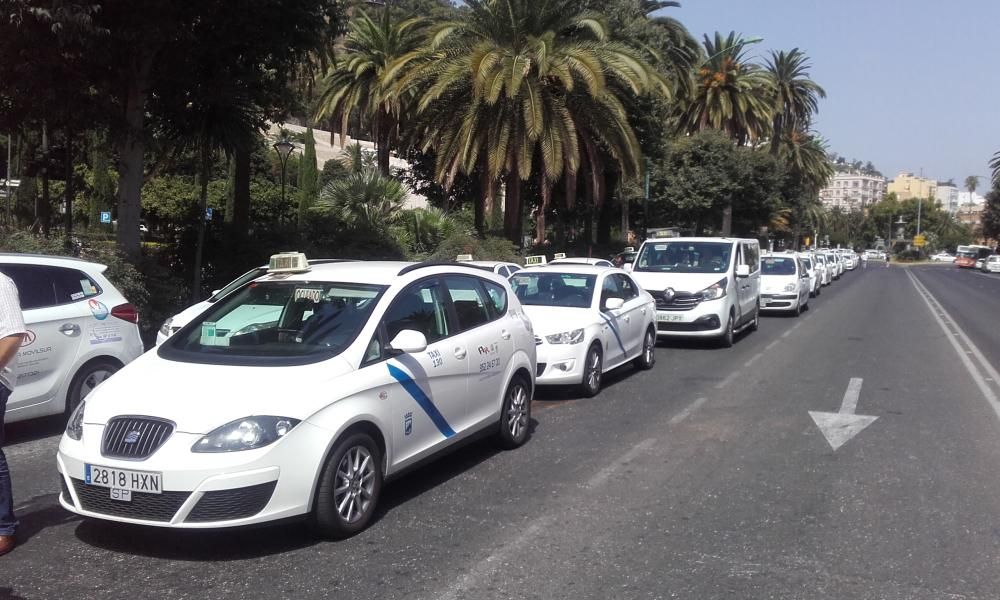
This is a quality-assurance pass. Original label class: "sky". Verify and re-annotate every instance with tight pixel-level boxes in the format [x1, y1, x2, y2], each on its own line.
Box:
[667, 0, 1000, 187]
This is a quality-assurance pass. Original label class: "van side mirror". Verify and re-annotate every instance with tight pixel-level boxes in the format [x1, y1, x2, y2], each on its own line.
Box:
[387, 330, 428, 355]
[735, 264, 751, 278]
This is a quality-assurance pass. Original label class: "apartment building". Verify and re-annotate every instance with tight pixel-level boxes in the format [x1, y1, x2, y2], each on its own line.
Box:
[887, 172, 937, 200]
[819, 172, 888, 210]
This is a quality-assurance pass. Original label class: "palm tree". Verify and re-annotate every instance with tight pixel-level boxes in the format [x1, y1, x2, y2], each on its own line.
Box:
[674, 31, 773, 235]
[638, 0, 700, 97]
[765, 48, 826, 155]
[392, 0, 672, 243]
[991, 151, 1000, 188]
[315, 167, 409, 232]
[777, 130, 833, 248]
[314, 9, 425, 176]
[965, 175, 979, 210]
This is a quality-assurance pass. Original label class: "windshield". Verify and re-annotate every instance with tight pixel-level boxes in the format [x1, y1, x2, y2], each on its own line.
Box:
[510, 272, 596, 308]
[802, 258, 813, 269]
[164, 281, 386, 364]
[634, 241, 732, 274]
[761, 256, 797, 275]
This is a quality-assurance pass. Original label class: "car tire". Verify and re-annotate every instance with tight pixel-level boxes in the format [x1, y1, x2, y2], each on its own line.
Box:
[66, 359, 119, 415]
[311, 432, 383, 539]
[579, 344, 603, 398]
[719, 312, 735, 348]
[634, 327, 656, 370]
[496, 375, 531, 449]
[793, 300, 802, 316]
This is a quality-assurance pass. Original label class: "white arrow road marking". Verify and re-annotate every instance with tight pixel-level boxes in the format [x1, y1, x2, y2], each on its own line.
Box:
[809, 377, 878, 451]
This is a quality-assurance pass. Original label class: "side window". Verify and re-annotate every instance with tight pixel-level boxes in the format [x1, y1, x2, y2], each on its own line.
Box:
[497, 266, 510, 278]
[383, 280, 450, 345]
[481, 280, 508, 317]
[600, 276, 621, 306]
[0, 264, 100, 309]
[742, 243, 759, 273]
[443, 276, 491, 332]
[614, 274, 639, 300]
[508, 265, 521, 274]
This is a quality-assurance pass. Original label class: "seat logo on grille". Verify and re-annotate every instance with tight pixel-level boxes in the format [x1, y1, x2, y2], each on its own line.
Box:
[123, 431, 141, 444]
[663, 287, 675, 301]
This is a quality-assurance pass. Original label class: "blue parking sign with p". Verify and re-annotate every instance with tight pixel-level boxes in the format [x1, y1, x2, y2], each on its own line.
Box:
[100, 211, 111, 224]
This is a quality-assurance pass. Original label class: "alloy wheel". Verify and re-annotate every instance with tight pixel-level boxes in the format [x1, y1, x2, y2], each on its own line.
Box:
[334, 445, 376, 523]
[506, 383, 528, 440]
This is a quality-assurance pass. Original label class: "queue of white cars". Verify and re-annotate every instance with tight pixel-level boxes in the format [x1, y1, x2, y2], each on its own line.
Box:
[2, 240, 860, 539]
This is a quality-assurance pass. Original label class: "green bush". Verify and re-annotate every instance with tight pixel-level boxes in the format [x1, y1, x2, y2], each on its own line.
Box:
[429, 233, 521, 263]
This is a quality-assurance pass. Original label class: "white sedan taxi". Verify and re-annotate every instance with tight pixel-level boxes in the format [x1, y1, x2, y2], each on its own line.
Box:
[760, 254, 810, 315]
[57, 254, 536, 538]
[509, 265, 656, 397]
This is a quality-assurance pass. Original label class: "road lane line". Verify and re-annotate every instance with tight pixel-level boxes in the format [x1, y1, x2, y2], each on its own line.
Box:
[765, 340, 780, 350]
[668, 396, 709, 425]
[586, 438, 657, 488]
[840, 377, 863, 413]
[906, 271, 1000, 420]
[715, 371, 740, 389]
[744, 353, 764, 368]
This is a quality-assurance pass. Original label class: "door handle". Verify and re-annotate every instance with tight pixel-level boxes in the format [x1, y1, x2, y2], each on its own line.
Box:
[59, 323, 80, 335]
[454, 347, 467, 359]
[500, 329, 511, 340]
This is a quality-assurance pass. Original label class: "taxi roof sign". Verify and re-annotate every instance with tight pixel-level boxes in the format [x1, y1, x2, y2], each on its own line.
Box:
[623, 247, 635, 253]
[524, 255, 547, 265]
[553, 252, 567, 260]
[456, 254, 474, 262]
[268, 252, 310, 273]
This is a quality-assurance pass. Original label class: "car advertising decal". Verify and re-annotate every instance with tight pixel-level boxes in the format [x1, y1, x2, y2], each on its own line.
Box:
[88, 299, 109, 320]
[20, 330, 36, 347]
[597, 312, 627, 355]
[387, 363, 456, 438]
[404, 412, 413, 436]
[89, 324, 123, 345]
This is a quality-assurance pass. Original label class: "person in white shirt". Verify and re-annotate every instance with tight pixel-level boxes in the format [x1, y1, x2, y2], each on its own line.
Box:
[0, 271, 26, 557]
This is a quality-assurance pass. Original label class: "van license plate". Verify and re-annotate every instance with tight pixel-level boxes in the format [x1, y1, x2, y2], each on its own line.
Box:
[657, 314, 683, 323]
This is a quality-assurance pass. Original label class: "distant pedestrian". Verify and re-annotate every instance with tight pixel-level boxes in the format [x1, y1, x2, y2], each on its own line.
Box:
[0, 271, 26, 557]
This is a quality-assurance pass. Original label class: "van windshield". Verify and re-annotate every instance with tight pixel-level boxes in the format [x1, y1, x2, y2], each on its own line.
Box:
[634, 241, 732, 274]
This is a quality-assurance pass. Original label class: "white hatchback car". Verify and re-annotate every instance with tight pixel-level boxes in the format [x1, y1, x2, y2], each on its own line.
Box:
[798, 254, 821, 297]
[760, 254, 810, 315]
[0, 254, 144, 424]
[510, 266, 656, 397]
[57, 256, 535, 538]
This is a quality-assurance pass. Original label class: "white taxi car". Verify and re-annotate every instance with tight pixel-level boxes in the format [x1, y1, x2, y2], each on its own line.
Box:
[0, 254, 144, 424]
[760, 253, 810, 315]
[510, 265, 655, 397]
[799, 253, 821, 297]
[57, 254, 536, 538]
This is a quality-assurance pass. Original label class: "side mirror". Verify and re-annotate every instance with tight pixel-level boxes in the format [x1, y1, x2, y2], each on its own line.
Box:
[622, 263, 633, 272]
[604, 297, 625, 311]
[735, 264, 751, 278]
[387, 330, 428, 355]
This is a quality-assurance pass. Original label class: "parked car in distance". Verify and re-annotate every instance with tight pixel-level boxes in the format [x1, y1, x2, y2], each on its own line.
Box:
[0, 254, 144, 424]
[759, 253, 810, 315]
[812, 253, 832, 286]
[57, 254, 536, 537]
[549, 257, 615, 268]
[931, 252, 955, 262]
[630, 237, 761, 348]
[510, 265, 656, 397]
[799, 254, 821, 297]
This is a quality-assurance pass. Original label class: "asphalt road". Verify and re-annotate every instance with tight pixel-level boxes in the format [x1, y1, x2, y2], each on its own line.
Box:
[5, 262, 1000, 600]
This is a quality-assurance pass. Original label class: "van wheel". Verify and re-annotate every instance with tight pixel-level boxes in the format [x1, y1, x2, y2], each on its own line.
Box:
[719, 313, 735, 348]
[496, 375, 531, 449]
[311, 432, 383, 539]
[579, 344, 603, 397]
[66, 359, 119, 415]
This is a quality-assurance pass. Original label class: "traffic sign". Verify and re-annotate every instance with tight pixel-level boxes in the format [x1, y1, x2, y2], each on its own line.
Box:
[205, 207, 213, 221]
[913, 234, 926, 247]
[100, 211, 111, 224]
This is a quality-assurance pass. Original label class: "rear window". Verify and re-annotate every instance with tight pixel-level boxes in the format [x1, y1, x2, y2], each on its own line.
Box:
[0, 263, 102, 310]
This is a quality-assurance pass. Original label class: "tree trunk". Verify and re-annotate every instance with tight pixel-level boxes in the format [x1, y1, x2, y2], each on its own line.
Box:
[475, 165, 491, 235]
[35, 121, 51, 235]
[535, 176, 551, 245]
[192, 141, 211, 303]
[232, 145, 251, 233]
[597, 171, 616, 244]
[64, 131, 74, 236]
[376, 114, 391, 177]
[721, 199, 733, 236]
[115, 71, 150, 261]
[504, 172, 522, 244]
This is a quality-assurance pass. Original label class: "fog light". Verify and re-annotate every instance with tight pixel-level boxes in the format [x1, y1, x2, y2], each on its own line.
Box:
[553, 360, 576, 372]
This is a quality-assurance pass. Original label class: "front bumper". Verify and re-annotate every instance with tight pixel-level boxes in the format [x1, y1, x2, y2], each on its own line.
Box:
[534, 342, 588, 385]
[653, 298, 727, 338]
[56, 421, 332, 528]
[760, 293, 800, 311]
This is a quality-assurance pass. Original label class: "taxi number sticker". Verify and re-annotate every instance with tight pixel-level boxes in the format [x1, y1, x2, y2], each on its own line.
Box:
[427, 349, 443, 368]
[479, 357, 501, 373]
[294, 288, 324, 303]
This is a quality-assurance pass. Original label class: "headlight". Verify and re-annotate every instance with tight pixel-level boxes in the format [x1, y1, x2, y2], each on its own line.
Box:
[192, 416, 301, 453]
[700, 278, 728, 301]
[783, 283, 797, 292]
[545, 329, 585, 344]
[66, 401, 86, 441]
[159, 317, 173, 337]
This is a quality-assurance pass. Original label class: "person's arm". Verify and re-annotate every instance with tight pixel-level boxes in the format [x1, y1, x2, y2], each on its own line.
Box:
[0, 334, 23, 372]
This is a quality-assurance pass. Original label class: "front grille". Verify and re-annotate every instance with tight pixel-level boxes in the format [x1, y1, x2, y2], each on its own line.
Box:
[651, 291, 702, 311]
[60, 475, 71, 504]
[536, 363, 547, 377]
[71, 478, 189, 522]
[185, 481, 277, 523]
[658, 321, 717, 332]
[102, 416, 174, 460]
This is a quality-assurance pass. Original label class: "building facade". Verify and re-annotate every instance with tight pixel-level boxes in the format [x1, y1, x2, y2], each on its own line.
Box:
[935, 183, 960, 214]
[818, 172, 888, 210]
[887, 172, 937, 200]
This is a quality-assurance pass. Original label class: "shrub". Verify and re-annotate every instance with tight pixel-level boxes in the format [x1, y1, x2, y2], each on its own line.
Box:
[430, 233, 520, 263]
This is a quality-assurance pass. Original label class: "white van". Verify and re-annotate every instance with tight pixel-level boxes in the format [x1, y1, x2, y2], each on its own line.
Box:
[630, 237, 761, 347]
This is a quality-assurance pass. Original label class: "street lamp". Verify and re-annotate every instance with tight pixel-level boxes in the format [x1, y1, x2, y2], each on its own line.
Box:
[273, 138, 296, 221]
